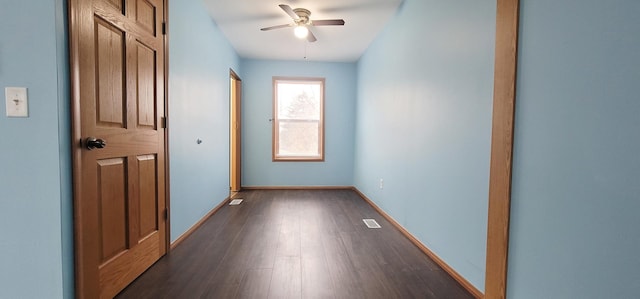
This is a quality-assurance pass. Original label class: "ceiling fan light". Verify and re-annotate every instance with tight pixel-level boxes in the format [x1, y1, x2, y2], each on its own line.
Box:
[294, 25, 309, 39]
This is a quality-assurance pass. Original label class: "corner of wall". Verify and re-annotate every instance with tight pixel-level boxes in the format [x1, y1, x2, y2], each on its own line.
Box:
[55, 0, 75, 297]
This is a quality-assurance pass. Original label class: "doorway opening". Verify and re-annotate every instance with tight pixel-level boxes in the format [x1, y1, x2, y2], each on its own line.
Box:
[230, 69, 242, 196]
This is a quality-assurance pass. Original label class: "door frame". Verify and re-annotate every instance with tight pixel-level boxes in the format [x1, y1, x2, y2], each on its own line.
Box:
[229, 69, 242, 193]
[162, 0, 171, 253]
[484, 0, 520, 298]
[67, 0, 171, 295]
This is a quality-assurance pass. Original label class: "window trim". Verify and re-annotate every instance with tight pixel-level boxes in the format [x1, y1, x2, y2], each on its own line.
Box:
[272, 76, 325, 162]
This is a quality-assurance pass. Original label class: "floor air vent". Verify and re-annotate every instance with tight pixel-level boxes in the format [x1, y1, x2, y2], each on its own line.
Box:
[362, 219, 381, 229]
[229, 199, 243, 206]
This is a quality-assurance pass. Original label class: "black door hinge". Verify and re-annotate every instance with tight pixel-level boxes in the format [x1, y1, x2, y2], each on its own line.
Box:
[163, 209, 168, 220]
[161, 116, 167, 128]
[162, 22, 167, 35]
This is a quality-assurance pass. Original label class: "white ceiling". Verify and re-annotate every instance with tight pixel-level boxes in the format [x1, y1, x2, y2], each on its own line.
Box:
[201, 0, 404, 62]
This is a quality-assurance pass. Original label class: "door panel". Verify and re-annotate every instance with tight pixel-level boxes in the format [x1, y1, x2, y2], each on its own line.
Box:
[137, 154, 158, 238]
[99, 231, 160, 297]
[96, 18, 126, 128]
[70, 0, 167, 297]
[97, 158, 128, 262]
[107, 0, 123, 12]
[136, 0, 157, 35]
[135, 42, 157, 129]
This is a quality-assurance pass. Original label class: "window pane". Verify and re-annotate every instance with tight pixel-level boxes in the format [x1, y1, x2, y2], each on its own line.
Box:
[273, 77, 324, 161]
[277, 83, 321, 120]
[278, 121, 319, 157]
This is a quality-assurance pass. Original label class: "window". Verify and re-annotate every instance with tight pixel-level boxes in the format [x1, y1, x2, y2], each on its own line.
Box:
[273, 77, 325, 161]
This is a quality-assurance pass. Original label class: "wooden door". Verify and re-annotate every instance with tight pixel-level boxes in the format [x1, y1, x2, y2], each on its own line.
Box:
[69, 0, 167, 298]
[230, 70, 242, 192]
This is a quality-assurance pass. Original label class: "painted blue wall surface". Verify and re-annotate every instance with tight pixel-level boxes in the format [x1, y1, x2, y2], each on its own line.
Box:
[0, 0, 72, 298]
[168, 0, 240, 242]
[508, 1, 640, 298]
[353, 0, 496, 291]
[240, 59, 356, 187]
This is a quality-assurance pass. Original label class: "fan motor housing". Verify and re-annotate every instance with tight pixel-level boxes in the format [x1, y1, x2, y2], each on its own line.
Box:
[293, 8, 311, 23]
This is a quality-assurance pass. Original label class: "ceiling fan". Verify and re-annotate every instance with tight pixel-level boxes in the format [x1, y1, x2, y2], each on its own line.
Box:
[260, 4, 346, 42]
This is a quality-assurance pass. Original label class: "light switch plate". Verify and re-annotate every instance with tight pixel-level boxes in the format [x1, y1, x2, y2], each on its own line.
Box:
[5, 87, 28, 117]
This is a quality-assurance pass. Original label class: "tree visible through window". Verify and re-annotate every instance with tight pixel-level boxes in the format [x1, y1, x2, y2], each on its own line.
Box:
[273, 77, 325, 161]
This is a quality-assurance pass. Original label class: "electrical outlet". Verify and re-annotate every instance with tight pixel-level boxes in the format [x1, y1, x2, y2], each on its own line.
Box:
[379, 179, 384, 189]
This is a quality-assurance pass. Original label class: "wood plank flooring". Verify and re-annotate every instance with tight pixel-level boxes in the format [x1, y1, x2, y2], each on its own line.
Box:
[116, 189, 474, 299]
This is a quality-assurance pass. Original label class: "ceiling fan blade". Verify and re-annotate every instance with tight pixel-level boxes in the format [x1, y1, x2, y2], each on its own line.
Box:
[279, 4, 299, 20]
[260, 24, 292, 31]
[307, 30, 317, 42]
[311, 19, 345, 26]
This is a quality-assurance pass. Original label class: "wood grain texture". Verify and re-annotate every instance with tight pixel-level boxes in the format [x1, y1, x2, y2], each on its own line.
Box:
[230, 70, 242, 192]
[95, 18, 126, 128]
[97, 158, 128, 261]
[117, 189, 474, 298]
[69, 0, 167, 297]
[485, 0, 520, 298]
[135, 42, 156, 129]
[136, 0, 157, 35]
[137, 155, 157, 238]
[162, 0, 170, 254]
[100, 232, 160, 298]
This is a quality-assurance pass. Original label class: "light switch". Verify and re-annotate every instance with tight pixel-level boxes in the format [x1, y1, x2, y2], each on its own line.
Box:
[5, 87, 28, 117]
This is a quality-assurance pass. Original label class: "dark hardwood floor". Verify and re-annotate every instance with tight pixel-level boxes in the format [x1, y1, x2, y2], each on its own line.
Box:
[116, 189, 474, 299]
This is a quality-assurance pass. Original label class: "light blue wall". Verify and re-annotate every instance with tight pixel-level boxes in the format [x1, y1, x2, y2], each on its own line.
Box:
[354, 0, 496, 291]
[240, 59, 356, 187]
[0, 0, 72, 298]
[508, 1, 640, 298]
[168, 0, 240, 241]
